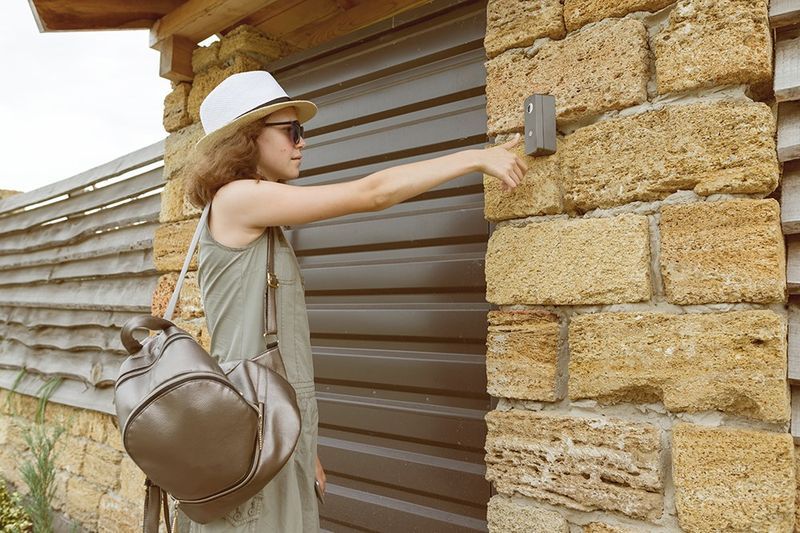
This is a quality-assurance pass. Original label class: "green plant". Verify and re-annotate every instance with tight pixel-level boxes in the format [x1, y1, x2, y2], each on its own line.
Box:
[4, 371, 74, 533]
[0, 481, 33, 532]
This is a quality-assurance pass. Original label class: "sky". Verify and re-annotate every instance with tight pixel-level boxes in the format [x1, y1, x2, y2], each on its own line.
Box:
[0, 2, 187, 193]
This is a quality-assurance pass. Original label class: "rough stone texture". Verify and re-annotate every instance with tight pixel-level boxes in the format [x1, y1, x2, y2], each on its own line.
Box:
[119, 455, 147, 503]
[560, 101, 779, 213]
[672, 423, 795, 532]
[487, 494, 569, 532]
[173, 318, 212, 354]
[486, 214, 651, 305]
[487, 311, 561, 401]
[563, 0, 675, 31]
[151, 271, 203, 320]
[659, 199, 786, 304]
[569, 310, 790, 423]
[97, 493, 141, 533]
[160, 171, 202, 223]
[164, 122, 204, 181]
[192, 40, 220, 74]
[218, 24, 288, 64]
[65, 476, 104, 529]
[795, 446, 800, 533]
[485, 409, 664, 520]
[486, 18, 648, 136]
[153, 219, 199, 272]
[163, 82, 192, 133]
[653, 0, 772, 95]
[483, 137, 564, 221]
[82, 440, 122, 490]
[53, 434, 86, 475]
[187, 53, 263, 122]
[584, 524, 637, 533]
[484, 0, 566, 59]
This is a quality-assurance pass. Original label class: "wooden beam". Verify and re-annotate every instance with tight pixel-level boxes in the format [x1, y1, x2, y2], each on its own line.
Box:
[770, 0, 800, 29]
[149, 0, 279, 49]
[776, 35, 800, 102]
[778, 101, 800, 162]
[154, 34, 196, 82]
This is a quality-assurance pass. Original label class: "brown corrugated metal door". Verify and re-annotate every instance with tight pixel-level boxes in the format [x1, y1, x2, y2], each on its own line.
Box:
[265, 1, 490, 530]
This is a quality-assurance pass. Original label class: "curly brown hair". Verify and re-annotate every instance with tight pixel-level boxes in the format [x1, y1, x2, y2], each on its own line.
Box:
[185, 116, 282, 209]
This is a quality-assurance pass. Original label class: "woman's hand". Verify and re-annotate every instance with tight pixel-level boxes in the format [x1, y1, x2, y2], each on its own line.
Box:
[315, 455, 326, 494]
[476, 133, 528, 192]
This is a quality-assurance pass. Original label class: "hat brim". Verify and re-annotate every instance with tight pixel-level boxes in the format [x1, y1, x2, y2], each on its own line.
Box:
[192, 100, 317, 156]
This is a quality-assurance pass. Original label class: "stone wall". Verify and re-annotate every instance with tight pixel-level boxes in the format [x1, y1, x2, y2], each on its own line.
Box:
[482, 0, 794, 531]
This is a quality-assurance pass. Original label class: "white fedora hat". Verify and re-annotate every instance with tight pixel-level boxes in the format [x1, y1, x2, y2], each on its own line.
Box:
[193, 70, 317, 155]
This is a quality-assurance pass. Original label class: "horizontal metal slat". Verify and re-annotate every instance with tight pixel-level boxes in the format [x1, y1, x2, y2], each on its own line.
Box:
[0, 337, 121, 388]
[0, 305, 142, 329]
[317, 392, 486, 450]
[308, 304, 488, 340]
[289, 204, 486, 253]
[313, 346, 486, 393]
[0, 193, 161, 254]
[319, 483, 487, 533]
[0, 369, 116, 416]
[0, 275, 159, 312]
[0, 248, 154, 286]
[302, 253, 485, 292]
[298, 94, 487, 173]
[0, 167, 163, 236]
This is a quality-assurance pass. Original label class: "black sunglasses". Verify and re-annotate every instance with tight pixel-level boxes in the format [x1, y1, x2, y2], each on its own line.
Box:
[262, 119, 304, 144]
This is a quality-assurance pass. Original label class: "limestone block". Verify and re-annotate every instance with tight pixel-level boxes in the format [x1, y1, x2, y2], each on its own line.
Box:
[173, 318, 212, 354]
[97, 493, 141, 533]
[583, 524, 637, 533]
[52, 470, 69, 511]
[65, 476, 104, 528]
[153, 219, 199, 272]
[151, 271, 204, 320]
[569, 310, 790, 423]
[483, 137, 564, 221]
[192, 40, 220, 74]
[484, 0, 566, 59]
[163, 82, 192, 133]
[219, 24, 287, 64]
[486, 18, 648, 136]
[119, 455, 146, 503]
[82, 440, 122, 490]
[653, 0, 772, 94]
[187, 54, 263, 122]
[485, 409, 663, 520]
[659, 199, 786, 304]
[564, 0, 675, 31]
[53, 434, 86, 474]
[795, 446, 800, 532]
[486, 214, 651, 305]
[160, 171, 202, 223]
[560, 101, 779, 212]
[487, 494, 569, 532]
[101, 415, 123, 453]
[164, 122, 204, 181]
[486, 310, 561, 401]
[672, 423, 795, 532]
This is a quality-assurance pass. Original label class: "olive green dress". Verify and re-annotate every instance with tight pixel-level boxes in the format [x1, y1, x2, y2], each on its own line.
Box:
[171, 201, 320, 533]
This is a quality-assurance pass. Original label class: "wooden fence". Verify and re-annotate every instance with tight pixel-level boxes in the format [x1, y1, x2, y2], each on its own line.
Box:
[0, 140, 165, 415]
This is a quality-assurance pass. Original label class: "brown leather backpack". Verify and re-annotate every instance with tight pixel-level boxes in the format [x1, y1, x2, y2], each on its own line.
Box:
[113, 203, 300, 532]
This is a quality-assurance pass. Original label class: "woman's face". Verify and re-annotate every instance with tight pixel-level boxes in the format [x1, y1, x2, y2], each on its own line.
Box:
[254, 106, 306, 182]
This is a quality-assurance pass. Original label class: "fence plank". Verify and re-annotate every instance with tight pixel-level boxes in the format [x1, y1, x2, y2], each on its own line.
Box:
[0, 248, 155, 286]
[0, 167, 163, 236]
[0, 369, 116, 416]
[0, 194, 160, 254]
[771, 0, 800, 29]
[0, 321, 125, 355]
[0, 337, 121, 387]
[0, 305, 142, 329]
[0, 222, 156, 271]
[778, 101, 800, 162]
[776, 35, 800, 103]
[0, 276, 159, 312]
[0, 139, 164, 216]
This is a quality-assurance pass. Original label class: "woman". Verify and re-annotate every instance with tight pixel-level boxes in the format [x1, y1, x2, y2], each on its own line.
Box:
[175, 71, 526, 532]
